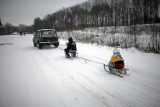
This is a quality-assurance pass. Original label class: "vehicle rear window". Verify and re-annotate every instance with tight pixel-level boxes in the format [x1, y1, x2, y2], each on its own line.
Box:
[42, 30, 56, 37]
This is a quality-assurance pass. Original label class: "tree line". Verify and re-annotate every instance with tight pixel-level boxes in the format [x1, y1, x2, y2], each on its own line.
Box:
[1, 0, 160, 53]
[31, 0, 160, 54]
[1, 0, 160, 34]
[32, 0, 160, 31]
[0, 22, 33, 35]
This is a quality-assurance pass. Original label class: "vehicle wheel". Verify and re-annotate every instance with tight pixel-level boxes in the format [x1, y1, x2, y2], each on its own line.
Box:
[39, 44, 42, 49]
[55, 44, 59, 48]
[33, 42, 37, 47]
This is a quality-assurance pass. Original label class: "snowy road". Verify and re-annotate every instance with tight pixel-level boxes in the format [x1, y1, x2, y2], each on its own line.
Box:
[0, 34, 160, 107]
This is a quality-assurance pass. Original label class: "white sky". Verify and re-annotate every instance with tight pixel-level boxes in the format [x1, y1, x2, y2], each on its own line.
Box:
[0, 0, 87, 26]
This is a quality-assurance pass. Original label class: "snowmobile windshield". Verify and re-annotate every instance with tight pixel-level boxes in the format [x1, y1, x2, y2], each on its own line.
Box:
[42, 30, 56, 37]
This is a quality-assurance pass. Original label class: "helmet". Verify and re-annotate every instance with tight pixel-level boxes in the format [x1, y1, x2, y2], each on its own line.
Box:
[68, 37, 73, 42]
[113, 48, 120, 55]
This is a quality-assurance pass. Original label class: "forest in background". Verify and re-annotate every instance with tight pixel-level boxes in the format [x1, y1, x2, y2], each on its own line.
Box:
[32, 0, 160, 31]
[0, 0, 160, 53]
[1, 0, 160, 33]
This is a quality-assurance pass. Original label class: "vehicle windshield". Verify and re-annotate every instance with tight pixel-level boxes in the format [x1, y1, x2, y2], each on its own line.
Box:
[42, 30, 56, 37]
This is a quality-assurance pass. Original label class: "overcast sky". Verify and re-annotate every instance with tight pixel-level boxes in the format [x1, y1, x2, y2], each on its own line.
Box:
[0, 0, 87, 26]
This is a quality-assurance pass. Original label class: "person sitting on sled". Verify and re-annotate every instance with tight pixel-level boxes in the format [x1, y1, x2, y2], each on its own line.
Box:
[64, 37, 77, 58]
[108, 48, 124, 74]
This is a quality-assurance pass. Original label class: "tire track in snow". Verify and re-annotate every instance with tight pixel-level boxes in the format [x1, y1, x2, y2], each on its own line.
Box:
[38, 51, 131, 107]
[36, 50, 114, 107]
[67, 74, 111, 107]
[125, 66, 160, 93]
[70, 63, 141, 107]
[38, 48, 153, 107]
[30, 41, 160, 107]
[29, 51, 67, 107]
[35, 50, 110, 107]
[126, 65, 160, 80]
[67, 72, 131, 107]
[66, 59, 160, 107]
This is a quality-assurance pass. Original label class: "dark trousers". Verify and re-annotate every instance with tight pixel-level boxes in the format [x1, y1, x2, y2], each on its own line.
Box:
[64, 49, 70, 57]
[64, 49, 76, 58]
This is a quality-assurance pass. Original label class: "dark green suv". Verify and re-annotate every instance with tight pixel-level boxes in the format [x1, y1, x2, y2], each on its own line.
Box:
[33, 29, 59, 49]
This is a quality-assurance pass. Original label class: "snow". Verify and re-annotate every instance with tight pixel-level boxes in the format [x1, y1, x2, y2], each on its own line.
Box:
[0, 34, 160, 107]
[58, 24, 160, 53]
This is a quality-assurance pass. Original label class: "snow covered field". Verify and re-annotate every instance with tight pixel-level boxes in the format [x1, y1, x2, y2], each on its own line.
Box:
[0, 34, 160, 107]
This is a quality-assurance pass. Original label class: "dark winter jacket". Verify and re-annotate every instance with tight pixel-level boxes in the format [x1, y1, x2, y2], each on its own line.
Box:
[66, 38, 77, 51]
